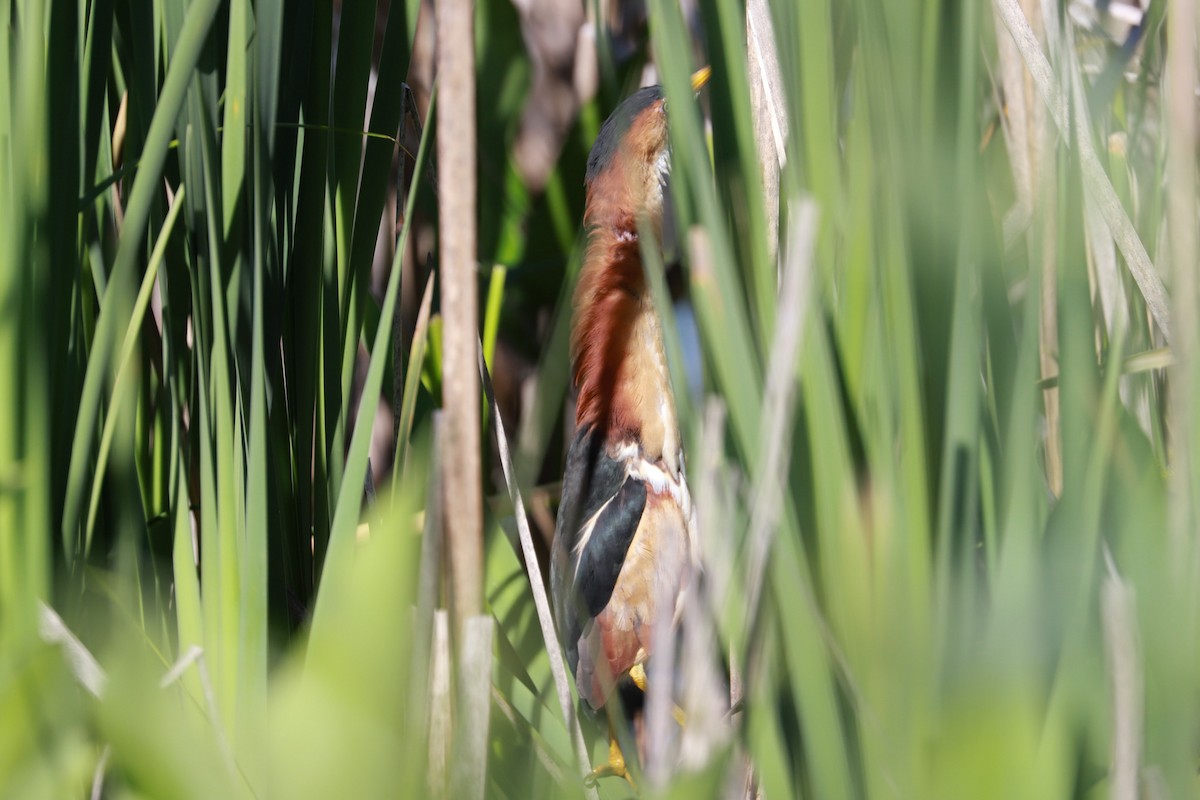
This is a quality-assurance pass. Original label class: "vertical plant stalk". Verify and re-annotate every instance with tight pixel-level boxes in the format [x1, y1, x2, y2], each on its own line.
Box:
[408, 412, 444, 795]
[1167, 0, 1198, 555]
[1101, 548, 1142, 800]
[992, 2, 1033, 244]
[744, 200, 817, 620]
[428, 609, 452, 797]
[450, 616, 494, 800]
[1039, 153, 1063, 497]
[437, 0, 483, 625]
[645, 531, 682, 787]
[745, 0, 788, 264]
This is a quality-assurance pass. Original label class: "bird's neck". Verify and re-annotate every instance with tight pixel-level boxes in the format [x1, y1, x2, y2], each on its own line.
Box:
[571, 218, 680, 472]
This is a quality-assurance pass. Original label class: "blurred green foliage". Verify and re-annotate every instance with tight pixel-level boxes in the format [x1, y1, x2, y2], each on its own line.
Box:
[1, 0, 1197, 797]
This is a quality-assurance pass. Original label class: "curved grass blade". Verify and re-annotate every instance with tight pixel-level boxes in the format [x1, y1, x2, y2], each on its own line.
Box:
[82, 184, 187, 554]
[62, 0, 223, 557]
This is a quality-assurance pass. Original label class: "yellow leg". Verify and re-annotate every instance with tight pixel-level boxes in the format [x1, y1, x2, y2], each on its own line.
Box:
[585, 719, 636, 789]
[628, 662, 687, 726]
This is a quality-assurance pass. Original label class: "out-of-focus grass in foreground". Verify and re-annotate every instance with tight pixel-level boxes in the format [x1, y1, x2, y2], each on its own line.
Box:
[1, 0, 1197, 797]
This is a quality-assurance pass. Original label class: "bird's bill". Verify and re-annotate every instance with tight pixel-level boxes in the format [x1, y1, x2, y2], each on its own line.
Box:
[690, 66, 712, 92]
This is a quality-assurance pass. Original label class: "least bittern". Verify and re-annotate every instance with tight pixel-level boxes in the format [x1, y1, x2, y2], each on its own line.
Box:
[551, 66, 711, 785]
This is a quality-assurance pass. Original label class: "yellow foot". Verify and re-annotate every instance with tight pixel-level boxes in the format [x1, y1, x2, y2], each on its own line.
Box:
[629, 662, 647, 691]
[585, 734, 636, 789]
[627, 662, 687, 726]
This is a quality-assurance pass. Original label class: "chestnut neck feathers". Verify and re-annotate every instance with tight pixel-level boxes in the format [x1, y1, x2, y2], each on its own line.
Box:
[571, 88, 677, 464]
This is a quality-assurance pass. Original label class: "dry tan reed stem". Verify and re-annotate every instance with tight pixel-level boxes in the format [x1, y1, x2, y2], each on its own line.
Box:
[744, 200, 817, 619]
[1101, 547, 1142, 800]
[437, 0, 483, 624]
[427, 610, 452, 797]
[451, 616, 495, 799]
[746, 0, 788, 264]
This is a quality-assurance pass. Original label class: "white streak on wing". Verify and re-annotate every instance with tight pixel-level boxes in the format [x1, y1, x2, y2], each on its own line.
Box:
[571, 496, 615, 563]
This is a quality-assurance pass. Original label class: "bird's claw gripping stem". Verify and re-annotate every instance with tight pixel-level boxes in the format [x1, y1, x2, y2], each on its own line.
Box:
[586, 729, 636, 789]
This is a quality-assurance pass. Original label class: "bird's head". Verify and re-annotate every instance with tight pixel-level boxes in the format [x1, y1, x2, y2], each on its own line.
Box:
[582, 67, 711, 235]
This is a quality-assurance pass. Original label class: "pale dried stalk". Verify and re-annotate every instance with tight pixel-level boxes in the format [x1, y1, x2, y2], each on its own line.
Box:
[409, 416, 444, 745]
[427, 610, 452, 798]
[745, 0, 788, 263]
[992, 0, 1172, 342]
[90, 747, 110, 800]
[744, 199, 818, 620]
[993, 1, 1033, 249]
[695, 400, 732, 650]
[693, 401, 757, 798]
[645, 530, 683, 788]
[1014, 0, 1063, 497]
[995, 2, 1033, 210]
[676, 587, 732, 773]
[1167, 0, 1198, 557]
[1101, 547, 1142, 800]
[451, 616, 495, 800]
[38, 602, 106, 698]
[1039, 169, 1064, 498]
[437, 0, 483, 624]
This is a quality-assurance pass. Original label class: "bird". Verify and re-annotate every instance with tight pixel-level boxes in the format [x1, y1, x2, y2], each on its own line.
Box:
[550, 66, 711, 785]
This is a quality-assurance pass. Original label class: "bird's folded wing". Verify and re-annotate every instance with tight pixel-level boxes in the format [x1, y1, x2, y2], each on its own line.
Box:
[552, 425, 648, 677]
[573, 476, 647, 616]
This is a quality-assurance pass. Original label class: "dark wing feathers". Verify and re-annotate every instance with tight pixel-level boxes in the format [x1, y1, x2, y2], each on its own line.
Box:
[575, 477, 647, 617]
[556, 425, 625, 545]
[552, 424, 647, 684]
